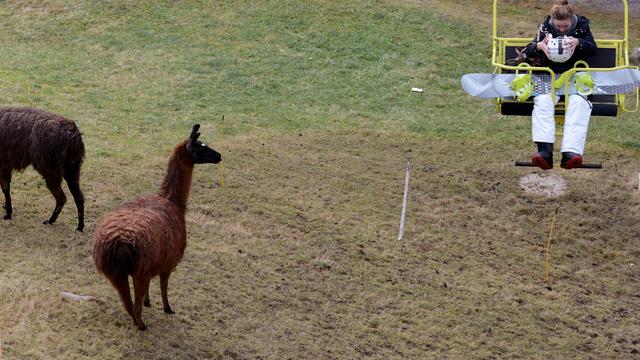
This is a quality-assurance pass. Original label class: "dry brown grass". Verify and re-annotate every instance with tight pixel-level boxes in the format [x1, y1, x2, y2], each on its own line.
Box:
[1, 128, 640, 358]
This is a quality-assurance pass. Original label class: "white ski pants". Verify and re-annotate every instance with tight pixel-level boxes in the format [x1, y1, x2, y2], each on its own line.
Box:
[531, 93, 592, 155]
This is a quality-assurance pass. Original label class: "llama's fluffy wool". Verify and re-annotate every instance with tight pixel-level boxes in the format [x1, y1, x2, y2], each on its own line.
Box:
[93, 126, 220, 331]
[0, 107, 85, 231]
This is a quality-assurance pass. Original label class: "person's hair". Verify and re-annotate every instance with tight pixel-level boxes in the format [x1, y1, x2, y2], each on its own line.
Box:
[550, 0, 574, 20]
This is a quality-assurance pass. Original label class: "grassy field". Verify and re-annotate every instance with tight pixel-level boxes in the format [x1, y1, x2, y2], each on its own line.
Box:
[0, 0, 639, 358]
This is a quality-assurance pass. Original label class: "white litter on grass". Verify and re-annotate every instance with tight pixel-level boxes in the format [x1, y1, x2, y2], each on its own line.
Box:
[61, 292, 100, 303]
[519, 173, 568, 197]
[411, 87, 423, 93]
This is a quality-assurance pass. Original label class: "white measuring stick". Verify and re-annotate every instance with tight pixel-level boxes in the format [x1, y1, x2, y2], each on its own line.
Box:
[398, 161, 411, 240]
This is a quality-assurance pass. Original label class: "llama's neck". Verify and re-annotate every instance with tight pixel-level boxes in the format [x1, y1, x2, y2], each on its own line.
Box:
[158, 143, 194, 211]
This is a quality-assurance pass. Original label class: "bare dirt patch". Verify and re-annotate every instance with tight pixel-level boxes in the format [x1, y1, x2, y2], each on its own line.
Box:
[519, 172, 568, 197]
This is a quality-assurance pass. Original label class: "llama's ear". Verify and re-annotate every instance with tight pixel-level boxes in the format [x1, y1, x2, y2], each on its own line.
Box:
[189, 124, 200, 141]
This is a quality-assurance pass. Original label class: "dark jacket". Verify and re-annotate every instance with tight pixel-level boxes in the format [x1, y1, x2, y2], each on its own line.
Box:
[525, 15, 597, 74]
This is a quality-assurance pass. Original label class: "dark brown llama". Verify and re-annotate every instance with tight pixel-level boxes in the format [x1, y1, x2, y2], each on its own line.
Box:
[0, 107, 85, 231]
[93, 124, 221, 331]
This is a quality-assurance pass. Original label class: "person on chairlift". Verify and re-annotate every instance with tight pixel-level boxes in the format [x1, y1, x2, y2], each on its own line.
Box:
[524, 0, 597, 170]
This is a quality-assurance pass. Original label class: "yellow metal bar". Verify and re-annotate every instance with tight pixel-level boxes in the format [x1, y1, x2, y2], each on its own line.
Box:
[492, 63, 557, 73]
[496, 37, 624, 47]
[574, 65, 635, 73]
[492, 63, 557, 101]
[492, 0, 499, 66]
[553, 65, 639, 75]
[624, 0, 629, 65]
[621, 78, 640, 113]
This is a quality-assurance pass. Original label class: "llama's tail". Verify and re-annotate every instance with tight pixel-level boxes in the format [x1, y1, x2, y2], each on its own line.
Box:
[63, 138, 85, 232]
[94, 239, 138, 279]
[64, 122, 85, 168]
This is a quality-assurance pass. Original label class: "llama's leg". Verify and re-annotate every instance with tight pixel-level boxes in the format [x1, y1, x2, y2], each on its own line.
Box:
[132, 276, 151, 331]
[160, 272, 175, 314]
[43, 175, 66, 225]
[143, 288, 151, 308]
[109, 275, 134, 320]
[0, 171, 12, 220]
[63, 162, 84, 232]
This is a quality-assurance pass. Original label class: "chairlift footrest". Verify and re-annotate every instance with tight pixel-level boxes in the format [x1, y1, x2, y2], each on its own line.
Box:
[515, 161, 603, 169]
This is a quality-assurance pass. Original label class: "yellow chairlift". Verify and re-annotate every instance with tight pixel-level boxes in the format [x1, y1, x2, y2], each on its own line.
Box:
[491, 0, 639, 168]
[492, 0, 639, 117]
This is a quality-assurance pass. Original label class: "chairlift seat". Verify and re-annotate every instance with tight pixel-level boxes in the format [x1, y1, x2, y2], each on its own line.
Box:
[500, 46, 619, 117]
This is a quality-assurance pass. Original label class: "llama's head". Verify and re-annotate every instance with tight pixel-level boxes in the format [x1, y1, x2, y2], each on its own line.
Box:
[186, 124, 222, 164]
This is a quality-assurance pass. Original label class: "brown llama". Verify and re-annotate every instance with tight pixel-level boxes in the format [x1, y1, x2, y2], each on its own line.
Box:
[0, 107, 85, 231]
[93, 124, 221, 331]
